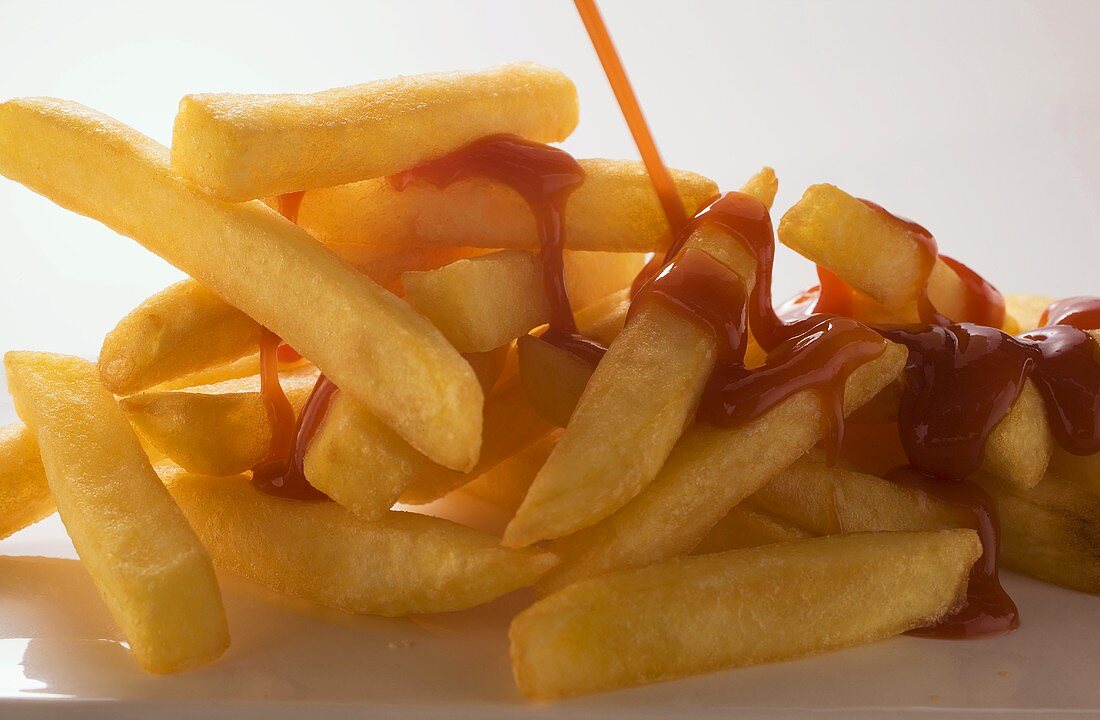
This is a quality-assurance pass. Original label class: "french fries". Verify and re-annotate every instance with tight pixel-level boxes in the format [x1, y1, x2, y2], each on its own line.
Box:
[403, 249, 645, 353]
[297, 159, 718, 252]
[99, 279, 263, 395]
[511, 530, 980, 700]
[461, 431, 560, 514]
[5, 352, 228, 673]
[163, 469, 558, 615]
[505, 175, 774, 547]
[517, 335, 593, 427]
[0, 423, 54, 540]
[779, 184, 997, 326]
[0, 98, 483, 472]
[119, 368, 320, 476]
[538, 340, 907, 594]
[172, 63, 578, 200]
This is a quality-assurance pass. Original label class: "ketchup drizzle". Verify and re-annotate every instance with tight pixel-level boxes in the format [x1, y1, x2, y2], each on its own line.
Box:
[1041, 296, 1100, 331]
[391, 134, 606, 364]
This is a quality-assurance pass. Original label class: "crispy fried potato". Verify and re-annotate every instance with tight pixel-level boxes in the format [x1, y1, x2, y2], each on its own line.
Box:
[517, 335, 593, 427]
[751, 449, 965, 534]
[297, 159, 718, 252]
[511, 530, 980, 700]
[172, 62, 578, 200]
[1051, 447, 1100, 498]
[973, 472, 1100, 594]
[120, 368, 319, 476]
[403, 249, 645, 353]
[756, 449, 1100, 594]
[0, 98, 482, 471]
[779, 184, 996, 325]
[538, 341, 906, 594]
[1005, 293, 1055, 332]
[0, 423, 54, 539]
[691, 502, 814, 554]
[461, 431, 560, 514]
[5, 352, 227, 673]
[464, 344, 512, 393]
[99, 280, 263, 395]
[163, 469, 558, 615]
[505, 177, 776, 546]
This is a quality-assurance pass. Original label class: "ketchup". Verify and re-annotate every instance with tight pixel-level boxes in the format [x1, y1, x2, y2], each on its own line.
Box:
[1041, 296, 1100, 331]
[391, 135, 606, 364]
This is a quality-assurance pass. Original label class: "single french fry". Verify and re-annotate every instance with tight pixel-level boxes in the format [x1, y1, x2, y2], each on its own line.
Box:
[119, 368, 319, 476]
[461, 431, 561, 514]
[538, 341, 906, 594]
[0, 98, 482, 471]
[511, 529, 980, 700]
[779, 184, 999, 326]
[1051, 447, 1100, 498]
[152, 352, 308, 391]
[5, 352, 227, 673]
[755, 449, 1100, 594]
[108, 248, 486, 395]
[1005, 293, 1055, 332]
[99, 279, 263, 395]
[403, 249, 645, 353]
[973, 471, 1100, 594]
[751, 449, 965, 534]
[163, 469, 558, 615]
[691, 502, 815, 555]
[172, 63, 578, 200]
[0, 423, 54, 540]
[298, 159, 719, 252]
[504, 175, 777, 546]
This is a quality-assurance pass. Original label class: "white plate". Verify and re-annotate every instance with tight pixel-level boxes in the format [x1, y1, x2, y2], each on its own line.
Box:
[3, 396, 1100, 719]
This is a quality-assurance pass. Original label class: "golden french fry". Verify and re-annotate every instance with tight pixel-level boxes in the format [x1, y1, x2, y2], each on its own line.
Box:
[0, 423, 54, 540]
[756, 449, 1100, 594]
[403, 249, 645, 353]
[298, 159, 718, 252]
[119, 368, 319, 476]
[779, 184, 999, 326]
[691, 502, 814, 555]
[973, 472, 1100, 594]
[517, 335, 593, 427]
[505, 174, 777, 546]
[1005, 293, 1055, 332]
[751, 450, 965, 534]
[162, 469, 558, 615]
[99, 279, 263, 395]
[5, 352, 227, 673]
[538, 341, 906, 594]
[172, 63, 578, 200]
[152, 352, 305, 391]
[461, 431, 560, 514]
[1051, 447, 1100, 497]
[0, 98, 482, 471]
[108, 248, 486, 396]
[511, 529, 980, 700]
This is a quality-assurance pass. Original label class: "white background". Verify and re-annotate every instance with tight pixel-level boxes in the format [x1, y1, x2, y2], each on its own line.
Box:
[1, 0, 1098, 359]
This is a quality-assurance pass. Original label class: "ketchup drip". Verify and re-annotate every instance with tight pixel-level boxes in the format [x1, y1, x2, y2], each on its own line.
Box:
[249, 194, 333, 500]
[887, 467, 1019, 638]
[391, 135, 605, 364]
[1041, 296, 1100, 331]
[1020, 326, 1100, 456]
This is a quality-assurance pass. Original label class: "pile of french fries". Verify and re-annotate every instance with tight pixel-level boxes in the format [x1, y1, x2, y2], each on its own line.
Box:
[0, 61, 1097, 701]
